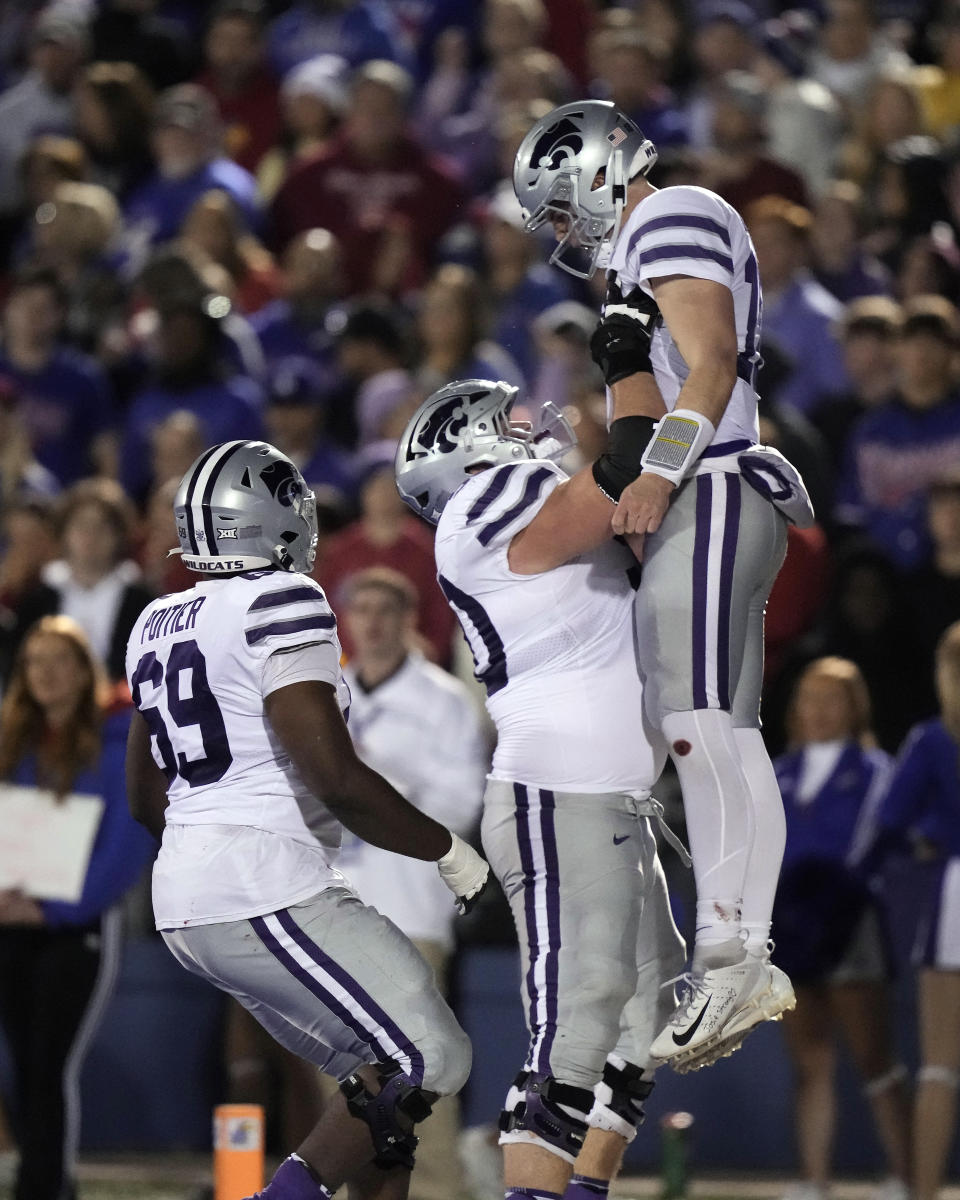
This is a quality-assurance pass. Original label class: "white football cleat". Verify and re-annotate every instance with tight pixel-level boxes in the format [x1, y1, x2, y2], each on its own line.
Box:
[670, 952, 797, 1073]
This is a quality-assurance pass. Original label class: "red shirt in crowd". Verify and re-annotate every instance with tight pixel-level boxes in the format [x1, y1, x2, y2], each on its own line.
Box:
[197, 65, 283, 174]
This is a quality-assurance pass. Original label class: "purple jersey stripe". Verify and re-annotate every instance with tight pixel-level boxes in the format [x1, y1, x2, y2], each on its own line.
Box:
[476, 467, 553, 547]
[245, 612, 336, 646]
[249, 913, 394, 1064]
[715, 475, 741, 711]
[537, 789, 561, 1074]
[248, 584, 326, 611]
[639, 243, 734, 275]
[439, 575, 507, 695]
[628, 213, 732, 256]
[514, 782, 542, 1070]
[272, 907, 425, 1083]
[467, 464, 521, 523]
[692, 475, 712, 709]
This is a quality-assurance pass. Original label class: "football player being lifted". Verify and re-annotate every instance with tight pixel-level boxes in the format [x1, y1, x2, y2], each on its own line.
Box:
[124, 440, 488, 1200]
[397, 380, 687, 1200]
[513, 101, 815, 1070]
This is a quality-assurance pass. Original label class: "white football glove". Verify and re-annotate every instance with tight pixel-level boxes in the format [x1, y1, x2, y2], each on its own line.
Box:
[437, 833, 490, 915]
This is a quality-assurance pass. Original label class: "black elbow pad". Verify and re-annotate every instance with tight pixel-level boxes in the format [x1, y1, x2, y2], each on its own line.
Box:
[592, 415, 657, 501]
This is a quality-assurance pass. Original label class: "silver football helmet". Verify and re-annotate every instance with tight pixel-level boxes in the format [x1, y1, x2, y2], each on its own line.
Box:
[172, 440, 318, 574]
[395, 380, 575, 525]
[513, 100, 657, 278]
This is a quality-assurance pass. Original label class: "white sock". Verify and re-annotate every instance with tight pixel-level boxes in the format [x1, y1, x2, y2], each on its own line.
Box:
[733, 727, 786, 956]
[662, 709, 752, 966]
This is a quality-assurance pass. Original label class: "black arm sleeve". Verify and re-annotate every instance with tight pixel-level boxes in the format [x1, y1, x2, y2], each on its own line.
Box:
[592, 415, 657, 501]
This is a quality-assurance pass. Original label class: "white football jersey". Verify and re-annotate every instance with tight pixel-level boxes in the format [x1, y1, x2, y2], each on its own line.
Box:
[608, 184, 762, 452]
[125, 569, 352, 928]
[339, 652, 488, 949]
[435, 459, 665, 793]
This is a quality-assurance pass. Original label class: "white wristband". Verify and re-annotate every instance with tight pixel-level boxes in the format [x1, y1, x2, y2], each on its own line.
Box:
[640, 408, 716, 486]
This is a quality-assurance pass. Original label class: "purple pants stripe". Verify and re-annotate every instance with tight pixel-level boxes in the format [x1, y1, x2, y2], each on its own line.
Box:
[691, 475, 712, 708]
[538, 789, 561, 1071]
[715, 474, 741, 711]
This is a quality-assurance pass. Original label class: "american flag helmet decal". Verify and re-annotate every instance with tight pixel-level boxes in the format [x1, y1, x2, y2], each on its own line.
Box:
[607, 126, 628, 146]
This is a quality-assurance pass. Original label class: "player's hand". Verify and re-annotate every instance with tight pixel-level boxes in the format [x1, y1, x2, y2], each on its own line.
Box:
[436, 833, 490, 915]
[611, 473, 676, 543]
[0, 888, 44, 926]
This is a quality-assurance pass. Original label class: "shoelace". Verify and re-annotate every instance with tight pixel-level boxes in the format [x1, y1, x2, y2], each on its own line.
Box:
[659, 970, 710, 1023]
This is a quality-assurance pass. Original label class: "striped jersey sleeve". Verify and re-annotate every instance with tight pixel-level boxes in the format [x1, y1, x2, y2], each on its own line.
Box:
[241, 575, 339, 657]
[615, 186, 736, 293]
[460, 460, 562, 551]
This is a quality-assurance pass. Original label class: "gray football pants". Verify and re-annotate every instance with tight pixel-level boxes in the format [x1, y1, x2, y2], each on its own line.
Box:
[635, 470, 788, 726]
[481, 781, 686, 1089]
[163, 887, 471, 1096]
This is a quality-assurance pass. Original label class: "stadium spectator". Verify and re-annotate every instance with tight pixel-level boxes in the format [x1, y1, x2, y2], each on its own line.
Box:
[196, 0, 282, 174]
[0, 9, 87, 219]
[271, 59, 465, 295]
[266, 0, 410, 79]
[338, 566, 487, 1200]
[913, 9, 960, 139]
[748, 195, 850, 417]
[904, 470, 960, 685]
[869, 621, 960, 1200]
[588, 23, 687, 149]
[894, 229, 960, 303]
[685, 0, 757, 149]
[835, 295, 960, 569]
[808, 0, 911, 110]
[262, 358, 357, 508]
[74, 61, 156, 204]
[838, 71, 928, 191]
[137, 476, 195, 598]
[809, 296, 902, 470]
[0, 615, 156, 1200]
[256, 53, 348, 201]
[0, 386, 59, 508]
[119, 291, 265, 503]
[88, 0, 194, 91]
[31, 480, 154, 682]
[0, 267, 114, 487]
[315, 442, 456, 668]
[122, 83, 260, 266]
[415, 262, 523, 396]
[0, 500, 59, 687]
[334, 301, 415, 449]
[180, 189, 282, 315]
[753, 16, 843, 197]
[705, 71, 809, 216]
[810, 182, 893, 304]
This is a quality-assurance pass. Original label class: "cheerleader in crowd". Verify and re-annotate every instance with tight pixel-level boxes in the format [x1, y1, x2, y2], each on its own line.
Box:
[871, 621, 960, 1200]
[0, 616, 156, 1200]
[773, 657, 911, 1200]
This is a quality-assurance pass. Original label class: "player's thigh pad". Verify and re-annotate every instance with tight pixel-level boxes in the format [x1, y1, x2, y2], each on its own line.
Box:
[635, 470, 787, 723]
[481, 780, 650, 1088]
[162, 886, 470, 1094]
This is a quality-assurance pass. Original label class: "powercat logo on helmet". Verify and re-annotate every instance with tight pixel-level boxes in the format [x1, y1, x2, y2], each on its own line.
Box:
[260, 459, 302, 507]
[527, 115, 584, 180]
[410, 393, 475, 458]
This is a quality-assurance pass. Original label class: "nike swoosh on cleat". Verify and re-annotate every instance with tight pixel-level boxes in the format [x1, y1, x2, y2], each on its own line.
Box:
[613, 834, 631, 845]
[672, 997, 711, 1046]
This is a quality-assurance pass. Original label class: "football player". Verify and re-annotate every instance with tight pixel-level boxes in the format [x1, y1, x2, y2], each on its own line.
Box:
[513, 100, 812, 1069]
[124, 440, 488, 1200]
[396, 380, 688, 1200]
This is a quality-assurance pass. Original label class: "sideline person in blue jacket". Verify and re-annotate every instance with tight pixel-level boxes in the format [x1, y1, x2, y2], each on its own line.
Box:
[0, 615, 156, 1200]
[773, 657, 911, 1200]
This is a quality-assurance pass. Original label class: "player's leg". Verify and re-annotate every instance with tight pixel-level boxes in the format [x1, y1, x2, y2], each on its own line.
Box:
[163, 887, 471, 1199]
[482, 783, 648, 1199]
[831, 978, 910, 1190]
[567, 828, 687, 1200]
[639, 475, 786, 1062]
[913, 966, 960, 1200]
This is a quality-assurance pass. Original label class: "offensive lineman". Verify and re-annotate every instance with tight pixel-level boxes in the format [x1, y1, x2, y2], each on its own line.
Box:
[513, 101, 813, 1068]
[396, 380, 688, 1200]
[124, 440, 488, 1200]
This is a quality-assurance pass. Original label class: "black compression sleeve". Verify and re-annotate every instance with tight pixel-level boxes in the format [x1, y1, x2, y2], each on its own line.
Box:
[591, 415, 657, 501]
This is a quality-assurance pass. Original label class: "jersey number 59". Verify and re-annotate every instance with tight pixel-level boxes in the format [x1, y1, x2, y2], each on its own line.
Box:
[131, 640, 233, 786]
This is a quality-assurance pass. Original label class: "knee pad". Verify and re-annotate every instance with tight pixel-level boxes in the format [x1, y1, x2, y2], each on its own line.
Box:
[498, 1070, 593, 1164]
[918, 1065, 960, 1089]
[863, 1063, 907, 1098]
[341, 1061, 435, 1171]
[587, 1055, 655, 1144]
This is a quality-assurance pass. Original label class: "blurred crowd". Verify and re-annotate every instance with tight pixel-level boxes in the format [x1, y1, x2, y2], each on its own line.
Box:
[0, 0, 953, 751]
